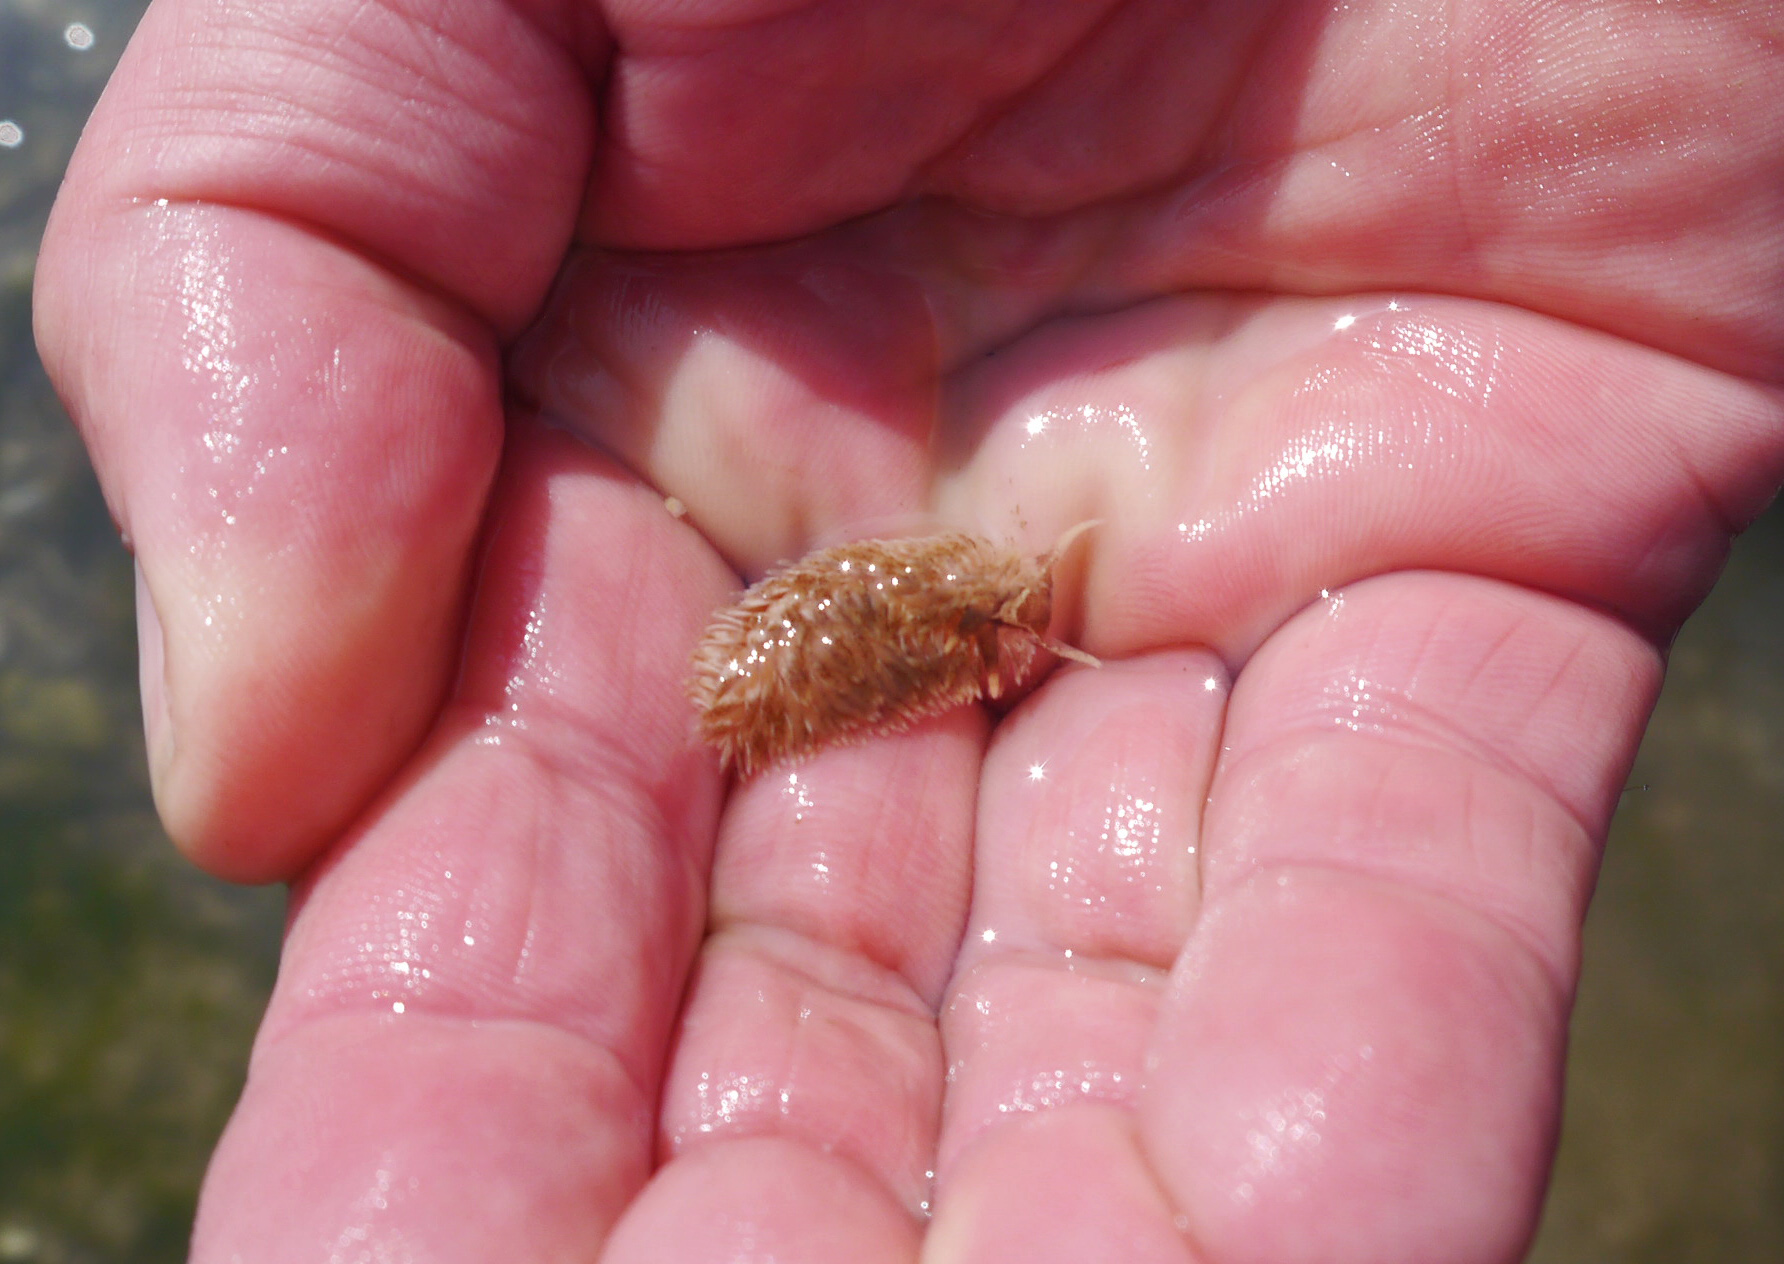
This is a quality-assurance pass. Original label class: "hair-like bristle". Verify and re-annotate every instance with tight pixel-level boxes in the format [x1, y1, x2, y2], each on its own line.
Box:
[687, 531, 1098, 776]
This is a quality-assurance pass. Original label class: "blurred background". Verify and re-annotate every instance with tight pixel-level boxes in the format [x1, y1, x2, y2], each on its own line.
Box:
[1, 0, 1780, 1259]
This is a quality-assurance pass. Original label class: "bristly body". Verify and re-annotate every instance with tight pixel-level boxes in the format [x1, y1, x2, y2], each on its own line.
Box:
[689, 530, 1099, 777]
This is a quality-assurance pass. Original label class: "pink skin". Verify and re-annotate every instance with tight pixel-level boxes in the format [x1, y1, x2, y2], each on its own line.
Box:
[32, 0, 1784, 1260]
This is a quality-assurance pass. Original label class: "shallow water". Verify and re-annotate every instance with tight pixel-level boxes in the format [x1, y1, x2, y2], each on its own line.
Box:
[2, 2, 1780, 1258]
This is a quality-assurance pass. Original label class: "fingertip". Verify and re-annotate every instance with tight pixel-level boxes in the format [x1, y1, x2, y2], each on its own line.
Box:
[133, 559, 260, 881]
[139, 520, 483, 885]
[56, 201, 511, 885]
[1143, 873, 1561, 1264]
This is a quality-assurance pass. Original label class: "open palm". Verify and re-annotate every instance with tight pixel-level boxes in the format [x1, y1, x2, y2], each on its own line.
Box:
[36, 1, 1784, 1260]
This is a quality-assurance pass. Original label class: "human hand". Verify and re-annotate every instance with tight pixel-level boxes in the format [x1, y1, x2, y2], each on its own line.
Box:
[34, 1, 1784, 1260]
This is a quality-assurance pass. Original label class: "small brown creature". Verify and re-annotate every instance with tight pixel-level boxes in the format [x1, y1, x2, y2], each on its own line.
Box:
[689, 527, 1101, 776]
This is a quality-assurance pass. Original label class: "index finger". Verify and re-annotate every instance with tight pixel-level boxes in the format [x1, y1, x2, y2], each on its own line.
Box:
[33, 0, 595, 879]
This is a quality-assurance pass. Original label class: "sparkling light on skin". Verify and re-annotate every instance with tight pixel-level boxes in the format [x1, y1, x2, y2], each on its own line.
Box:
[1016, 403, 1152, 472]
[691, 1070, 776, 1130]
[1047, 775, 1170, 909]
[783, 770, 815, 825]
[1250, 431, 1365, 504]
[174, 230, 249, 462]
[1233, 1045, 1373, 1204]
[1108, 795, 1156, 859]
[1333, 312, 1357, 331]
[1396, 319, 1495, 401]
[995, 1063, 1129, 1114]
[980, 928, 997, 943]
[1326, 672, 1391, 734]
[1203, 676, 1220, 692]
[1027, 761, 1048, 782]
[490, 599, 564, 728]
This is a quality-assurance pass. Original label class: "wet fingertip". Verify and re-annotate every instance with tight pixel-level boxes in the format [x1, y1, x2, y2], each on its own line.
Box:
[129, 557, 381, 886]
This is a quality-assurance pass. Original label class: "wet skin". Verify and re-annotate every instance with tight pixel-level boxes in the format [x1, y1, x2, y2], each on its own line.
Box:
[32, 2, 1784, 1261]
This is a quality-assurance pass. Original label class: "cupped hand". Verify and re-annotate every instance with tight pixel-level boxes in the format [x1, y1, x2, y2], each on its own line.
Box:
[34, 1, 1784, 1260]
